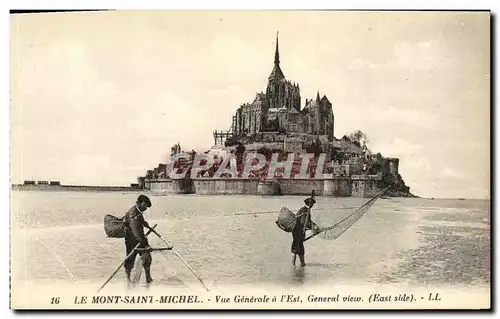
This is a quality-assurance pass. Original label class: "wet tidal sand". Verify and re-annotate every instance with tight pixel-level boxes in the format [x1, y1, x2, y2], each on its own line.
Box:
[11, 192, 490, 295]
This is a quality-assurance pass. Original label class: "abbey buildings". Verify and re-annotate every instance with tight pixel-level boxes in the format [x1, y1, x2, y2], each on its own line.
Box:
[231, 34, 335, 142]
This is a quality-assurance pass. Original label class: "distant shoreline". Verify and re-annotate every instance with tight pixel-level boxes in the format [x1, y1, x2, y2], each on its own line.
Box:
[10, 184, 489, 201]
[11, 184, 143, 192]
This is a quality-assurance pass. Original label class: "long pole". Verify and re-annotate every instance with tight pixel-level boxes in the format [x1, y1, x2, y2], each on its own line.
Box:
[146, 226, 210, 292]
[96, 224, 157, 293]
[303, 189, 315, 233]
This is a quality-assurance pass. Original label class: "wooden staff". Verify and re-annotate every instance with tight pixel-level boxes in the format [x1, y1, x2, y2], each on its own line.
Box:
[303, 189, 315, 234]
[135, 247, 172, 252]
[97, 224, 158, 293]
[145, 225, 210, 292]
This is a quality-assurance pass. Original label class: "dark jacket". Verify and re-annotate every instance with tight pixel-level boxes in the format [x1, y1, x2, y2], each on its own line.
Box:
[291, 206, 319, 255]
[124, 206, 149, 248]
[293, 206, 317, 234]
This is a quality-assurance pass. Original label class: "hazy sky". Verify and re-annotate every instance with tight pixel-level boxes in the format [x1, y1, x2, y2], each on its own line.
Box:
[10, 11, 490, 198]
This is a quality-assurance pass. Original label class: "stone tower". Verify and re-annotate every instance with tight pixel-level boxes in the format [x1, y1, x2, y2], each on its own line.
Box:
[265, 32, 301, 111]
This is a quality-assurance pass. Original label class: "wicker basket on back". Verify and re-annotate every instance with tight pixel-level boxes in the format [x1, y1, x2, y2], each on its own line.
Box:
[275, 207, 297, 233]
[104, 214, 127, 238]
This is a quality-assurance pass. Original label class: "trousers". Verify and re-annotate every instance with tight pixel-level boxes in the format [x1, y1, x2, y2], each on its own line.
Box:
[124, 235, 152, 270]
[291, 227, 306, 256]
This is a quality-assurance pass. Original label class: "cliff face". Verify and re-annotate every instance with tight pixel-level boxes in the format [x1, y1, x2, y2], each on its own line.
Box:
[382, 172, 418, 198]
[367, 156, 417, 198]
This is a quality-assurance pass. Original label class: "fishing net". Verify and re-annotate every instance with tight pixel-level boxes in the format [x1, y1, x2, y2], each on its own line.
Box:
[305, 187, 388, 242]
[104, 214, 126, 238]
[132, 259, 143, 283]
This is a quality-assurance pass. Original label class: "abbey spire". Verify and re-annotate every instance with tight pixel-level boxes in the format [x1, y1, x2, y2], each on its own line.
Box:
[231, 33, 333, 142]
[268, 31, 285, 81]
[274, 31, 280, 65]
[265, 32, 301, 111]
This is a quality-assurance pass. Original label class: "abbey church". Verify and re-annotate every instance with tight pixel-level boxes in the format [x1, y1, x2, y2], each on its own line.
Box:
[230, 34, 335, 142]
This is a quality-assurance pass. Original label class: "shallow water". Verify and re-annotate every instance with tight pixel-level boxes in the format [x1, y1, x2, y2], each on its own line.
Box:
[11, 191, 490, 291]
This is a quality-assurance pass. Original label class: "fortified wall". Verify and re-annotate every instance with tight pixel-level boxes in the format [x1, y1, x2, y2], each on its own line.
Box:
[143, 174, 381, 198]
[351, 173, 383, 198]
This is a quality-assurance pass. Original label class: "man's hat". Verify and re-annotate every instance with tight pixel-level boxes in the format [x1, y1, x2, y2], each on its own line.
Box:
[304, 198, 316, 207]
[137, 194, 152, 207]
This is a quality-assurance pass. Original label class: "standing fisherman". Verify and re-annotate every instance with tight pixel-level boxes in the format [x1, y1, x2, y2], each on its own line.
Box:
[123, 195, 171, 284]
[291, 197, 321, 267]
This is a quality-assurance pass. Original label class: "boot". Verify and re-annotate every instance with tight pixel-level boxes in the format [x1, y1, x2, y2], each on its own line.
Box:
[292, 254, 297, 266]
[144, 267, 154, 284]
[299, 255, 306, 267]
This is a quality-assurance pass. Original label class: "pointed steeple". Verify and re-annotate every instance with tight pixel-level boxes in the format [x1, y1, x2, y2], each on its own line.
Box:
[274, 31, 280, 65]
[268, 31, 285, 81]
[316, 91, 320, 102]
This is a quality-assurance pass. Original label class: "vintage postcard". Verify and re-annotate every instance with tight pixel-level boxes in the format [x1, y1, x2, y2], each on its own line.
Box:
[10, 10, 490, 310]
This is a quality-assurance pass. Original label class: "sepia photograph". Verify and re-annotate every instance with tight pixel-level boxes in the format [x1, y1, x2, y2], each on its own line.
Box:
[9, 10, 490, 310]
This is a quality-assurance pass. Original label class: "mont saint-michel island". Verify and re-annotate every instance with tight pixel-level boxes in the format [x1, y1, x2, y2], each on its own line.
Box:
[137, 34, 415, 198]
[15, 34, 415, 198]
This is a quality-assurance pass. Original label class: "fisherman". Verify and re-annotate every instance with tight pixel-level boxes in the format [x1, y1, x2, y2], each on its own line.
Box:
[123, 195, 161, 284]
[291, 197, 321, 267]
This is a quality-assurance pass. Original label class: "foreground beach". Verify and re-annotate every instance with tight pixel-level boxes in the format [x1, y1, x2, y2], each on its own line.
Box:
[10, 191, 490, 309]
